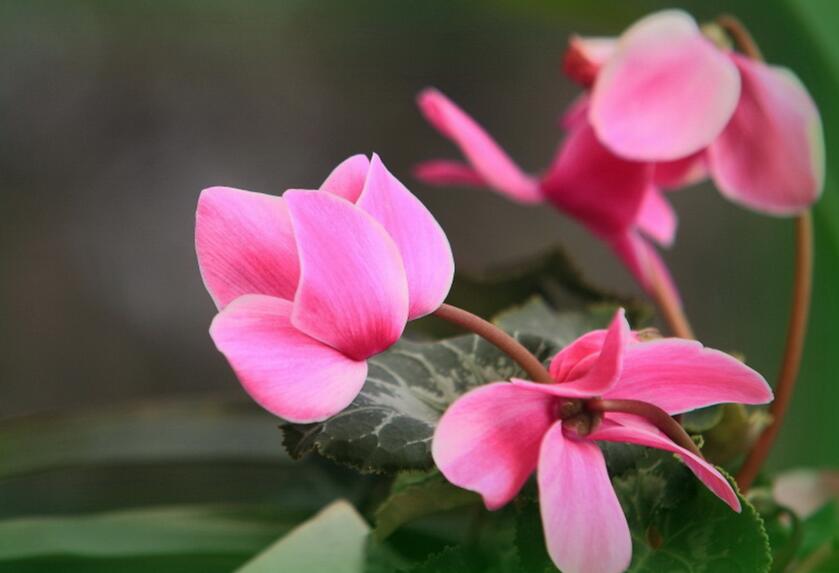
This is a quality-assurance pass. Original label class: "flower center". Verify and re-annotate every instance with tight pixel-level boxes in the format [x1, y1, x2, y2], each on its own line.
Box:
[556, 398, 602, 437]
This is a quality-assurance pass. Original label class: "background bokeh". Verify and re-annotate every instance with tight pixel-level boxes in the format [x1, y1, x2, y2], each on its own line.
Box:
[1, 0, 836, 477]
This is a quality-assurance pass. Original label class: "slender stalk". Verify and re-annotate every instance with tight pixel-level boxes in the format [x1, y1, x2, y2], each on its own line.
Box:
[737, 212, 814, 491]
[649, 261, 695, 339]
[717, 14, 817, 492]
[588, 398, 704, 458]
[431, 303, 554, 384]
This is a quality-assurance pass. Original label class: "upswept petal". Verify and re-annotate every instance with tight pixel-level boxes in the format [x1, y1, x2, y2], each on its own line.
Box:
[563, 36, 618, 87]
[209, 295, 368, 423]
[196, 187, 300, 309]
[549, 329, 609, 383]
[707, 55, 825, 215]
[413, 160, 486, 188]
[319, 154, 370, 203]
[637, 186, 678, 247]
[432, 383, 555, 510]
[538, 423, 631, 573]
[514, 309, 628, 398]
[591, 414, 741, 511]
[603, 338, 772, 415]
[654, 152, 708, 190]
[356, 154, 454, 319]
[285, 190, 408, 361]
[542, 122, 651, 237]
[590, 9, 741, 161]
[417, 88, 543, 204]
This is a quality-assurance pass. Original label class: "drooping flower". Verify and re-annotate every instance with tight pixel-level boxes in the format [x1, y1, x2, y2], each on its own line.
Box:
[433, 309, 772, 573]
[416, 88, 676, 296]
[566, 9, 824, 214]
[196, 154, 454, 422]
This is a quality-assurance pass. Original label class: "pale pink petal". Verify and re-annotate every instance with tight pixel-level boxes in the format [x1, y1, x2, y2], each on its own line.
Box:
[209, 295, 368, 423]
[563, 36, 618, 87]
[654, 152, 708, 190]
[707, 55, 825, 215]
[538, 423, 631, 573]
[604, 338, 772, 414]
[542, 122, 651, 237]
[637, 185, 677, 247]
[513, 309, 628, 398]
[319, 154, 370, 203]
[590, 10, 741, 161]
[591, 414, 741, 511]
[413, 160, 486, 188]
[356, 154, 454, 319]
[285, 190, 408, 361]
[417, 88, 543, 204]
[196, 186, 299, 309]
[432, 383, 555, 510]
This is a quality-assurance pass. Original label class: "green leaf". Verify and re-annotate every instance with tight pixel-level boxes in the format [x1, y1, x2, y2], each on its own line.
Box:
[281, 332, 558, 473]
[373, 470, 480, 541]
[236, 500, 370, 573]
[798, 501, 839, 563]
[493, 296, 614, 347]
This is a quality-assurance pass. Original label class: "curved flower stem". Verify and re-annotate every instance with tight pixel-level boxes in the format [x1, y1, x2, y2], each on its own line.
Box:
[650, 263, 695, 340]
[737, 212, 814, 491]
[717, 14, 816, 492]
[431, 303, 554, 384]
[587, 398, 704, 458]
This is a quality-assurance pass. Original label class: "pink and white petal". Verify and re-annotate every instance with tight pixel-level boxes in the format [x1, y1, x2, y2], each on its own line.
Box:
[605, 338, 772, 415]
[210, 295, 368, 423]
[432, 383, 555, 510]
[654, 152, 708, 190]
[542, 122, 652, 237]
[413, 160, 486, 188]
[319, 154, 371, 203]
[417, 88, 543, 204]
[637, 185, 678, 247]
[707, 55, 825, 215]
[562, 36, 618, 87]
[538, 423, 631, 573]
[516, 309, 628, 398]
[285, 190, 408, 361]
[357, 154, 454, 319]
[196, 186, 300, 309]
[590, 10, 741, 161]
[591, 414, 741, 511]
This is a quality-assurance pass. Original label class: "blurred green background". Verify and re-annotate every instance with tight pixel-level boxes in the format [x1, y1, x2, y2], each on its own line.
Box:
[0, 0, 836, 514]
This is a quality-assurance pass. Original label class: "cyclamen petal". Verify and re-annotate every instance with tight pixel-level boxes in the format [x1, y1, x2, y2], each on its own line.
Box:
[636, 186, 678, 247]
[319, 154, 370, 203]
[539, 423, 632, 573]
[417, 88, 543, 204]
[604, 338, 772, 415]
[592, 414, 741, 511]
[209, 295, 368, 423]
[196, 186, 300, 309]
[286, 190, 409, 361]
[563, 36, 618, 87]
[590, 9, 741, 161]
[432, 383, 555, 510]
[357, 154, 454, 319]
[412, 160, 486, 188]
[707, 55, 825, 215]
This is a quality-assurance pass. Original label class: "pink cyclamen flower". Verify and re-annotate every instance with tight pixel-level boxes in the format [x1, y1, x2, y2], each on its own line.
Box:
[567, 9, 824, 215]
[196, 154, 454, 423]
[416, 88, 676, 297]
[433, 309, 772, 573]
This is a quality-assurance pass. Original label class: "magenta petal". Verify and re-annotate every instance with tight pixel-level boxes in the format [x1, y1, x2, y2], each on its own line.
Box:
[196, 186, 300, 309]
[559, 93, 591, 131]
[538, 423, 631, 573]
[708, 55, 825, 215]
[605, 338, 772, 415]
[210, 295, 368, 423]
[357, 154, 454, 319]
[285, 190, 408, 360]
[607, 231, 678, 299]
[563, 36, 618, 87]
[542, 122, 652, 237]
[432, 383, 554, 510]
[417, 88, 543, 204]
[592, 415, 741, 511]
[637, 186, 677, 247]
[413, 160, 486, 188]
[590, 10, 741, 161]
[319, 154, 371, 203]
[654, 152, 708, 190]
